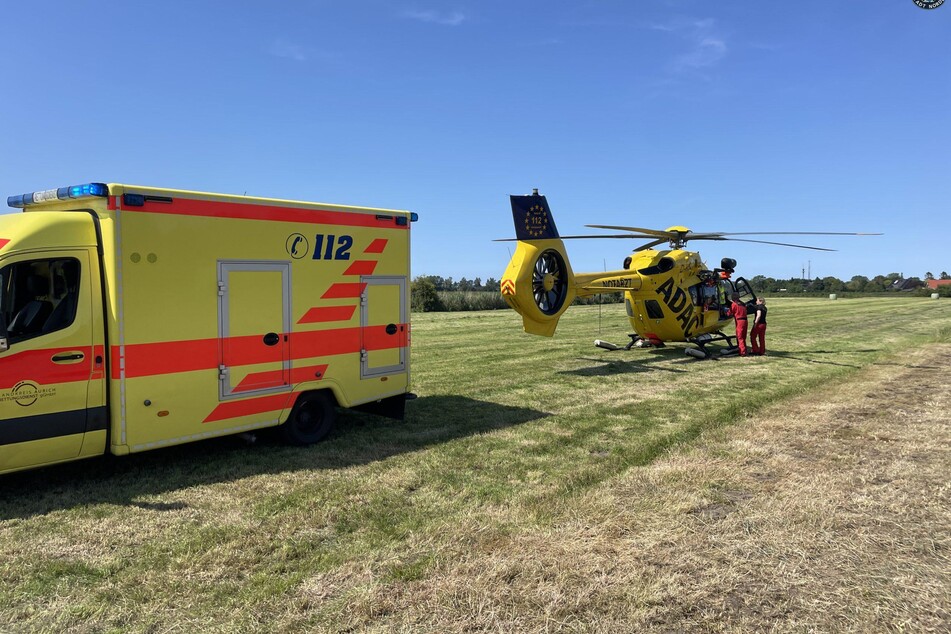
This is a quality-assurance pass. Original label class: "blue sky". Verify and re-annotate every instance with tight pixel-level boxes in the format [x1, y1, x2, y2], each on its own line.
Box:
[2, 1, 949, 281]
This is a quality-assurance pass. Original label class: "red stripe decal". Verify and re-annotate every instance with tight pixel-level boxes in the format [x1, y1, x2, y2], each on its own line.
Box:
[113, 339, 219, 379]
[293, 324, 407, 355]
[108, 197, 409, 230]
[364, 239, 388, 253]
[221, 334, 283, 367]
[234, 364, 329, 393]
[113, 324, 407, 379]
[321, 283, 366, 299]
[343, 260, 378, 276]
[0, 346, 95, 389]
[203, 392, 300, 424]
[298, 305, 357, 324]
[0, 238, 10, 251]
[362, 324, 409, 350]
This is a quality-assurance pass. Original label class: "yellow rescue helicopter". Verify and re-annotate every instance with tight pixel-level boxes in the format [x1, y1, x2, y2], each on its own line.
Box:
[498, 190, 879, 359]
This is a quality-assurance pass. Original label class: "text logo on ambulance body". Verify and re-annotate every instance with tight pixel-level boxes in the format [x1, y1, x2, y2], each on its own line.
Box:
[286, 234, 309, 259]
[1, 381, 55, 407]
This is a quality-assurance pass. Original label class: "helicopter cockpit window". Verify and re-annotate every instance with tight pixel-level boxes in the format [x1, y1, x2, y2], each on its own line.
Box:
[637, 257, 675, 276]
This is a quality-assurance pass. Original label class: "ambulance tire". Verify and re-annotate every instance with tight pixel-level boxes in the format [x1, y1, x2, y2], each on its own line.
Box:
[281, 392, 337, 445]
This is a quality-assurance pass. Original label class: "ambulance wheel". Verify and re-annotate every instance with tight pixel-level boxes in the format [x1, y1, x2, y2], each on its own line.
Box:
[281, 392, 337, 445]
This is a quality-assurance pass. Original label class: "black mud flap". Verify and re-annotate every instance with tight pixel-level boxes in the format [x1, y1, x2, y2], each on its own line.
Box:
[353, 393, 409, 420]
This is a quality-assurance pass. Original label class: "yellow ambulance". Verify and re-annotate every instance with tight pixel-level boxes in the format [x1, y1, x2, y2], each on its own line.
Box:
[0, 183, 415, 474]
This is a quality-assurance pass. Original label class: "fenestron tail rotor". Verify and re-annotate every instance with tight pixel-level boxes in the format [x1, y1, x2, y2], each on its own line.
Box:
[532, 249, 569, 315]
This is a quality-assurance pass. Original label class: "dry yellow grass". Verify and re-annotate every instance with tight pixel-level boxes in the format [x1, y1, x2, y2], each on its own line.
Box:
[336, 344, 951, 633]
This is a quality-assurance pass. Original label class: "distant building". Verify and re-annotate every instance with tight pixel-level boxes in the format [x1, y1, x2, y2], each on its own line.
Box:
[926, 279, 951, 290]
[890, 278, 924, 291]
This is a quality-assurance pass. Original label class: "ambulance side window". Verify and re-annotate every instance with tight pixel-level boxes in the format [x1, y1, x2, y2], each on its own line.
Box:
[0, 258, 81, 344]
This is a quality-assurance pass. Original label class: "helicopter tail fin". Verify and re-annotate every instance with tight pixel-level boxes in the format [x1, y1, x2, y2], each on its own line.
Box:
[510, 192, 560, 241]
[500, 192, 576, 336]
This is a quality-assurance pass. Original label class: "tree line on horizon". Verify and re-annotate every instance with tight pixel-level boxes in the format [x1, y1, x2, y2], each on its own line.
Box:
[748, 270, 950, 294]
[411, 271, 951, 312]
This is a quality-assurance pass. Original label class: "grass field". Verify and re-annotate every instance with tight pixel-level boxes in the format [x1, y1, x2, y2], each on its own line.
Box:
[2, 297, 950, 632]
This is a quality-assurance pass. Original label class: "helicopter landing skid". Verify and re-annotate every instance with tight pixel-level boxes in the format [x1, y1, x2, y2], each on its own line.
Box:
[686, 331, 740, 360]
[594, 334, 665, 352]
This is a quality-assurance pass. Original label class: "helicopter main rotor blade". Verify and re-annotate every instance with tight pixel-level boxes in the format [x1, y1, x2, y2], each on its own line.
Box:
[634, 238, 668, 252]
[692, 231, 882, 237]
[559, 233, 661, 240]
[585, 224, 676, 238]
[493, 234, 661, 242]
[696, 236, 836, 251]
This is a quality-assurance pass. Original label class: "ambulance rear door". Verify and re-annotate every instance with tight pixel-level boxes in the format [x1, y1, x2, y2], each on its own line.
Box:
[360, 276, 407, 378]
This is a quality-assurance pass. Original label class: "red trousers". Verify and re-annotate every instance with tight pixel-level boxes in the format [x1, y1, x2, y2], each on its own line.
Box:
[751, 323, 766, 355]
[735, 320, 748, 356]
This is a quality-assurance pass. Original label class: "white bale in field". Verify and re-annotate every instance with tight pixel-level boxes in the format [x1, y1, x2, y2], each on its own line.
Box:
[932, 293, 940, 300]
[829, 294, 837, 300]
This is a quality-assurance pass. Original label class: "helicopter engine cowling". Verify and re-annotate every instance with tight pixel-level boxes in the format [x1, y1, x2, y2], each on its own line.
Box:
[501, 239, 576, 336]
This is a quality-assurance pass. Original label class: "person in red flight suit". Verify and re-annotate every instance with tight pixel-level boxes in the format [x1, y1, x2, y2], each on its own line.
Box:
[750, 297, 768, 356]
[727, 294, 748, 357]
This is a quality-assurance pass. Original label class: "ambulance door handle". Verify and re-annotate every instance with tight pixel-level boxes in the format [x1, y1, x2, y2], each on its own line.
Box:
[263, 332, 280, 346]
[52, 352, 85, 363]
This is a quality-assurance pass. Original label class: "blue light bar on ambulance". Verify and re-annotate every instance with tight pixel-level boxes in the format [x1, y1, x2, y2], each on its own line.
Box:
[7, 182, 109, 208]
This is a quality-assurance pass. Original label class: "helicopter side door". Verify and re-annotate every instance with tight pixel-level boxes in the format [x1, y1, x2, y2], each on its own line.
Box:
[732, 277, 758, 306]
